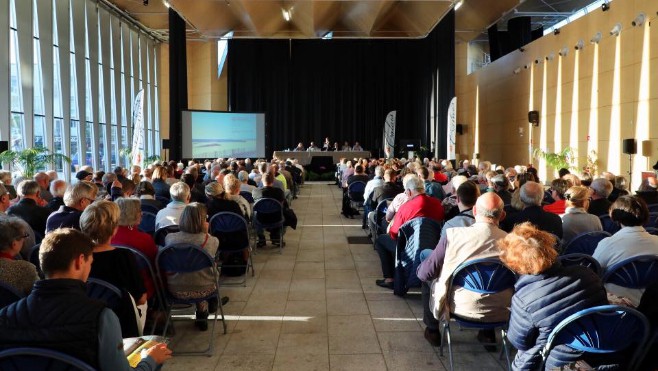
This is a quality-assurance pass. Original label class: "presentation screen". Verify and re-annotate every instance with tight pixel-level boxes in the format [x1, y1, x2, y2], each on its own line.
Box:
[181, 110, 266, 158]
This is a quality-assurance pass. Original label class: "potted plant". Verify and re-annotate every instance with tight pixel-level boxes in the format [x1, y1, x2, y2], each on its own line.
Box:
[0, 147, 71, 179]
[533, 147, 577, 175]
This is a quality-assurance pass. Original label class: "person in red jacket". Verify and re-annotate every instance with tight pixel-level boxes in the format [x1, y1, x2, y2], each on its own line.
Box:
[374, 174, 444, 289]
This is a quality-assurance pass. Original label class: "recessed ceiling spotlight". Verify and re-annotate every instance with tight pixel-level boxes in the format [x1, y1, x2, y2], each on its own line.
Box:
[632, 13, 646, 27]
[590, 32, 602, 44]
[610, 22, 622, 36]
[574, 39, 584, 50]
[558, 47, 569, 57]
[546, 52, 555, 61]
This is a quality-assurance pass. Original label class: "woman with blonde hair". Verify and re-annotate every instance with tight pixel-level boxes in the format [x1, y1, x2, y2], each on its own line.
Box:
[560, 185, 603, 245]
[499, 223, 607, 370]
[151, 166, 170, 200]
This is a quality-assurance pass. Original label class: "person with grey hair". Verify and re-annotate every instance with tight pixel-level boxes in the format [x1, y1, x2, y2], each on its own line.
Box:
[155, 182, 190, 229]
[361, 166, 385, 228]
[237, 170, 257, 194]
[47, 179, 68, 211]
[0, 170, 16, 199]
[417, 192, 510, 349]
[0, 216, 39, 295]
[46, 181, 97, 233]
[500, 181, 563, 238]
[441, 174, 469, 220]
[7, 180, 52, 240]
[374, 174, 445, 289]
[588, 177, 614, 216]
[491, 174, 512, 205]
[34, 172, 53, 202]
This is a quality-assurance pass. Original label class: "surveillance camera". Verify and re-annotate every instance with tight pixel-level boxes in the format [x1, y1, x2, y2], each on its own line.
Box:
[632, 13, 646, 27]
[590, 32, 602, 44]
[610, 23, 622, 36]
[574, 39, 584, 50]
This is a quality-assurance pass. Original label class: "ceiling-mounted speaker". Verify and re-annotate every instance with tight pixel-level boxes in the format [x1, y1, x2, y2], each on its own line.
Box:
[528, 111, 539, 126]
[622, 138, 637, 155]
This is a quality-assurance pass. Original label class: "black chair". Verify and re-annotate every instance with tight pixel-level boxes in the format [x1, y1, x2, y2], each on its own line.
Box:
[29, 243, 43, 278]
[86, 278, 140, 338]
[141, 204, 160, 214]
[599, 215, 621, 234]
[240, 191, 255, 204]
[209, 212, 255, 285]
[558, 253, 603, 276]
[156, 243, 227, 355]
[562, 231, 611, 256]
[394, 217, 442, 296]
[153, 225, 180, 247]
[602, 254, 658, 289]
[155, 195, 170, 205]
[139, 211, 157, 235]
[347, 181, 367, 209]
[369, 198, 392, 245]
[0, 347, 95, 371]
[252, 198, 285, 253]
[0, 281, 23, 309]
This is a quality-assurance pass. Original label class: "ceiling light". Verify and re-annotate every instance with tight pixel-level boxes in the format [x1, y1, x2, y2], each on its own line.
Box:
[590, 32, 602, 44]
[610, 22, 622, 36]
[454, 0, 463, 11]
[632, 12, 646, 27]
[282, 9, 291, 22]
[558, 47, 569, 57]
[601, 2, 610, 11]
[574, 39, 584, 50]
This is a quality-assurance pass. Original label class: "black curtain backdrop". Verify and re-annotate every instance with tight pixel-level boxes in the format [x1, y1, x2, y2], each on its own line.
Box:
[227, 10, 455, 158]
[168, 9, 188, 161]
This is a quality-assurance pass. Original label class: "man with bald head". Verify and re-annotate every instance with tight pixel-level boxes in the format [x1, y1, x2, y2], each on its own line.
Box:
[417, 192, 512, 349]
[499, 181, 563, 238]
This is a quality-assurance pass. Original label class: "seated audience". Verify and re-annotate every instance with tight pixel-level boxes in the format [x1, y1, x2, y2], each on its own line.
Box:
[151, 166, 170, 200]
[363, 166, 385, 228]
[491, 174, 511, 205]
[0, 228, 172, 370]
[164, 202, 226, 331]
[501, 181, 563, 238]
[417, 192, 510, 348]
[500, 223, 608, 370]
[371, 169, 403, 207]
[342, 164, 369, 218]
[80, 200, 147, 335]
[155, 182, 190, 229]
[440, 181, 479, 238]
[205, 181, 244, 220]
[441, 175, 469, 221]
[418, 167, 444, 200]
[593, 196, 658, 306]
[0, 217, 39, 295]
[34, 172, 53, 202]
[375, 174, 444, 289]
[223, 174, 251, 220]
[560, 186, 603, 245]
[252, 172, 290, 247]
[238, 170, 257, 194]
[7, 180, 52, 240]
[46, 181, 97, 232]
[47, 179, 67, 211]
[112, 198, 158, 301]
[543, 178, 568, 215]
[636, 176, 658, 205]
[136, 181, 164, 211]
[182, 173, 206, 203]
[614, 175, 629, 199]
[588, 178, 613, 216]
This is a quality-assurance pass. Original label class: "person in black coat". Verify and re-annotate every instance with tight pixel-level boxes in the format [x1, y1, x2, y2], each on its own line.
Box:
[587, 178, 613, 216]
[252, 172, 290, 246]
[500, 181, 563, 238]
[7, 180, 52, 241]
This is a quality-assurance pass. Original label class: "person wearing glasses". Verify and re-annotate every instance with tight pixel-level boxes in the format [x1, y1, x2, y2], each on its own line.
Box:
[46, 181, 97, 233]
[0, 216, 39, 295]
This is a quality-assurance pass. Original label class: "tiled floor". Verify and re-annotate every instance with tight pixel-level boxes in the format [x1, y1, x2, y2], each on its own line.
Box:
[164, 182, 509, 371]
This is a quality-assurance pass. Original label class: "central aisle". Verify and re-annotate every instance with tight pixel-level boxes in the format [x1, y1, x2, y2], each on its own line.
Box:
[164, 182, 507, 370]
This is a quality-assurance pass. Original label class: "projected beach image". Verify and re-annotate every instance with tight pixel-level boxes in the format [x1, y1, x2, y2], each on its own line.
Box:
[191, 112, 258, 158]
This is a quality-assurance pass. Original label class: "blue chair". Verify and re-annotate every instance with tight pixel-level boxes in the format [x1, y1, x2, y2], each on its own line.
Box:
[602, 254, 658, 289]
[113, 245, 166, 335]
[155, 195, 170, 205]
[156, 243, 227, 355]
[558, 253, 603, 276]
[645, 227, 658, 236]
[86, 278, 140, 338]
[153, 225, 180, 247]
[347, 181, 367, 209]
[86, 278, 122, 310]
[440, 258, 516, 371]
[0, 281, 23, 309]
[141, 203, 160, 215]
[139, 211, 157, 235]
[369, 198, 392, 245]
[393, 217, 443, 296]
[647, 203, 658, 213]
[240, 191, 255, 204]
[209, 212, 255, 285]
[0, 347, 95, 371]
[252, 198, 285, 253]
[645, 212, 658, 228]
[599, 215, 620, 234]
[562, 231, 611, 256]
[540, 305, 650, 370]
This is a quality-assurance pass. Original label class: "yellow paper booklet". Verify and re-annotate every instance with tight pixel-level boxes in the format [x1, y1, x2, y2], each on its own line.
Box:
[123, 336, 168, 367]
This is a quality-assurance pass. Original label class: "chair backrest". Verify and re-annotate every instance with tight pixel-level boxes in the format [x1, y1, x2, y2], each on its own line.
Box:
[347, 181, 367, 201]
[394, 217, 443, 295]
[157, 243, 215, 275]
[139, 211, 157, 235]
[558, 253, 603, 276]
[602, 254, 658, 289]
[153, 225, 180, 247]
[645, 227, 658, 236]
[140, 204, 160, 214]
[647, 203, 658, 213]
[209, 212, 250, 251]
[0, 281, 23, 309]
[0, 347, 96, 371]
[112, 245, 164, 303]
[240, 191, 255, 204]
[645, 212, 658, 228]
[155, 195, 170, 205]
[252, 198, 284, 227]
[375, 198, 392, 222]
[562, 231, 612, 256]
[543, 305, 649, 368]
[599, 215, 620, 235]
[451, 257, 516, 295]
[86, 278, 122, 310]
